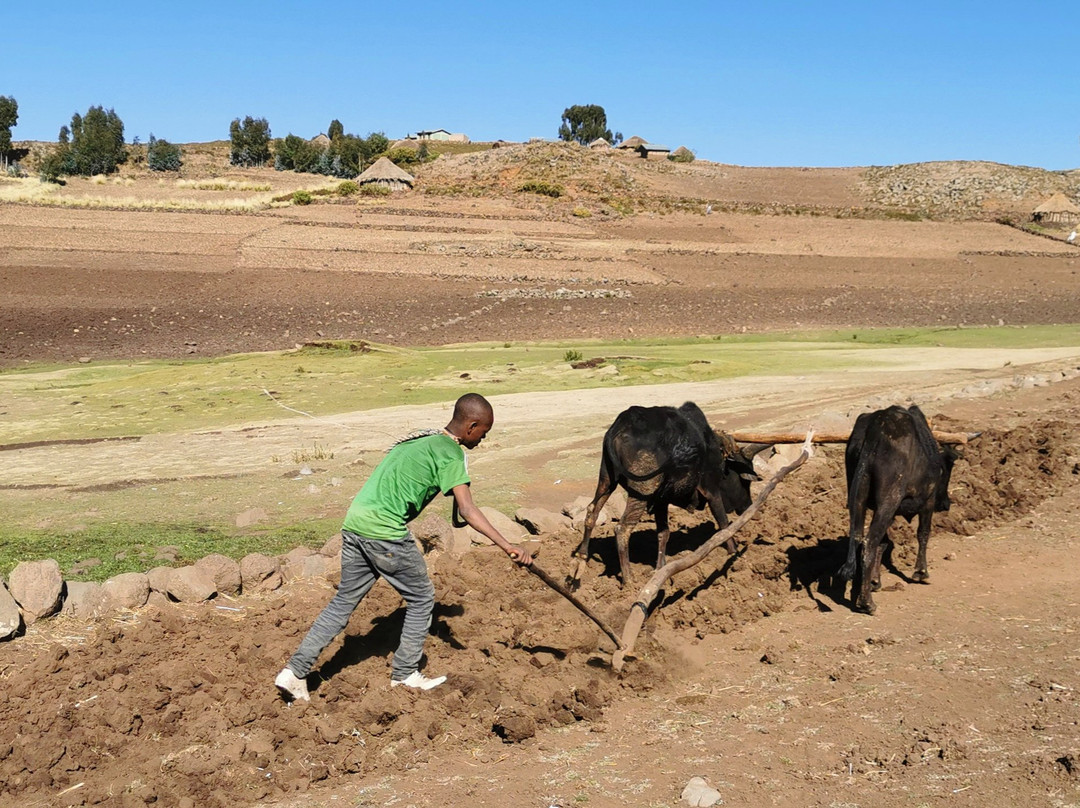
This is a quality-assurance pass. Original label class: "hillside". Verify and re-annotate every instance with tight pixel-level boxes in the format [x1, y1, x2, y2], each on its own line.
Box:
[11, 138, 1080, 224]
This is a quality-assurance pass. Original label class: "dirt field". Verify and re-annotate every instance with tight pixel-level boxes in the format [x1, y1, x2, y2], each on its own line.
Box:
[2, 150, 1080, 808]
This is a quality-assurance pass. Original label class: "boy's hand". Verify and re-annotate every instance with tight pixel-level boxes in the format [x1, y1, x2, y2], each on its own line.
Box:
[505, 544, 533, 566]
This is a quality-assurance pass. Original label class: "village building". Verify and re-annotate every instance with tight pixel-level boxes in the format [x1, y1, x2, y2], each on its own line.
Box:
[408, 129, 470, 143]
[588, 137, 611, 150]
[310, 133, 331, 147]
[356, 156, 414, 191]
[1031, 192, 1080, 224]
[636, 142, 671, 160]
[616, 135, 647, 150]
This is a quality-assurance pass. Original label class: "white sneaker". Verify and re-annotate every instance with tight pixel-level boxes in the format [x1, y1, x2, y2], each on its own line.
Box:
[275, 667, 310, 702]
[390, 670, 446, 690]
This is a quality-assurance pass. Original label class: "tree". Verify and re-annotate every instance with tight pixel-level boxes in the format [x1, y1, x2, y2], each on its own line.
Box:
[147, 134, 182, 171]
[274, 134, 320, 173]
[62, 106, 127, 176]
[557, 104, 614, 146]
[229, 116, 271, 167]
[327, 119, 344, 141]
[0, 95, 18, 170]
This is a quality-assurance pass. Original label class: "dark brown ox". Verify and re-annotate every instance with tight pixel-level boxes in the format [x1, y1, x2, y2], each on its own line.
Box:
[840, 404, 959, 614]
[571, 402, 770, 588]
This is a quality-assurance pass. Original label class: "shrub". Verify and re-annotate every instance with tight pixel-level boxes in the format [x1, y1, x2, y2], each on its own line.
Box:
[291, 190, 312, 205]
[336, 180, 358, 196]
[572, 207, 591, 217]
[358, 183, 390, 197]
[385, 146, 419, 166]
[146, 134, 182, 171]
[519, 180, 563, 198]
[563, 349, 583, 363]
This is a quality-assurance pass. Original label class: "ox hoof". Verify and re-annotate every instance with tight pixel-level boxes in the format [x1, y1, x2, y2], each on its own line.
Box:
[912, 571, 930, 584]
[854, 600, 877, 616]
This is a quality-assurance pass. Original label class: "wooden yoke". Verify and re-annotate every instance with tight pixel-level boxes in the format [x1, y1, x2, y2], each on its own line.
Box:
[728, 429, 980, 446]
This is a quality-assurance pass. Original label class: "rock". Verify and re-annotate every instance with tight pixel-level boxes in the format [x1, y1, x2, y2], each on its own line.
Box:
[235, 508, 267, 528]
[493, 710, 537, 743]
[514, 507, 571, 536]
[102, 572, 150, 610]
[167, 566, 217, 602]
[563, 495, 607, 531]
[68, 557, 102, 576]
[154, 545, 180, 563]
[411, 513, 453, 553]
[443, 529, 473, 558]
[195, 554, 242, 596]
[319, 534, 343, 557]
[62, 581, 108, 620]
[681, 776, 721, 807]
[0, 581, 22, 639]
[284, 553, 328, 581]
[454, 506, 528, 546]
[146, 566, 173, 595]
[323, 553, 342, 588]
[240, 553, 283, 592]
[8, 559, 64, 624]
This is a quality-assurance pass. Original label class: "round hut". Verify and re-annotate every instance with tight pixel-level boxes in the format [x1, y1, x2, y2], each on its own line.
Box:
[357, 156, 415, 192]
[1031, 192, 1080, 224]
[589, 137, 611, 150]
[616, 135, 647, 150]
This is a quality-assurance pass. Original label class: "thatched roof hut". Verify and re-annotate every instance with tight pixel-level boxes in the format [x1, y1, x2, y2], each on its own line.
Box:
[589, 137, 611, 150]
[311, 133, 331, 147]
[357, 156, 414, 190]
[1032, 192, 1080, 224]
[617, 135, 646, 150]
[669, 145, 695, 162]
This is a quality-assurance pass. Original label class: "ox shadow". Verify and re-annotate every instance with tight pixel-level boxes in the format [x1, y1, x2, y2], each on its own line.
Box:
[786, 535, 911, 612]
[312, 602, 465, 693]
[582, 521, 726, 584]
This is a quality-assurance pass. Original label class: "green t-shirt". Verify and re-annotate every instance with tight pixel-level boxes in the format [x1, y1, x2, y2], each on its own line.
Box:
[343, 433, 470, 540]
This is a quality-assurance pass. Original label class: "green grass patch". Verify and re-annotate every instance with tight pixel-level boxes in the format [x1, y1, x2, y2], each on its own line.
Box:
[0, 520, 337, 583]
[3, 326, 1078, 446]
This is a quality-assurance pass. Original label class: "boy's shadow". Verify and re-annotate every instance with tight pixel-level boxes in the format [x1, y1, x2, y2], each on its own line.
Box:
[313, 602, 465, 691]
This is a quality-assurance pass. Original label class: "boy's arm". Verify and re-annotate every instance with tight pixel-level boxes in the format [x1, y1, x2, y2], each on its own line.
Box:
[450, 484, 533, 565]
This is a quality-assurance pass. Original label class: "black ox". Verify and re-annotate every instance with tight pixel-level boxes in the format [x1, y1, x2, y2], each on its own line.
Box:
[571, 402, 770, 588]
[840, 404, 959, 614]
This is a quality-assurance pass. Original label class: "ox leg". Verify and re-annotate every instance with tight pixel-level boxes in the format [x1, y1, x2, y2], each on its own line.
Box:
[870, 530, 888, 591]
[655, 503, 671, 570]
[569, 468, 617, 589]
[615, 497, 648, 589]
[855, 508, 895, 615]
[703, 490, 736, 554]
[912, 510, 933, 583]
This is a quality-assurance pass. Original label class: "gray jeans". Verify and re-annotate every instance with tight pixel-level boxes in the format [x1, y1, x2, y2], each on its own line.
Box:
[288, 529, 435, 681]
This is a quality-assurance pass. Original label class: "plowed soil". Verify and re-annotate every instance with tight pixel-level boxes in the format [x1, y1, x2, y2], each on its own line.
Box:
[2, 155, 1080, 808]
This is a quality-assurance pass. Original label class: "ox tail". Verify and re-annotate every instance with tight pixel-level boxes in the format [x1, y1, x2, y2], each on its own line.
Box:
[840, 442, 875, 581]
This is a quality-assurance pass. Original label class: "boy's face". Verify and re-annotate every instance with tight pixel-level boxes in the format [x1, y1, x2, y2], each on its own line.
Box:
[461, 414, 494, 449]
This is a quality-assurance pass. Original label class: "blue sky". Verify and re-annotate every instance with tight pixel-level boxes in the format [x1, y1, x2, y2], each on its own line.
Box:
[3, 1, 1078, 169]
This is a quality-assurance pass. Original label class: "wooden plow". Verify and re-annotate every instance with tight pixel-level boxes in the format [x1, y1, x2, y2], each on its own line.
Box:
[521, 433, 818, 671]
[523, 424, 980, 671]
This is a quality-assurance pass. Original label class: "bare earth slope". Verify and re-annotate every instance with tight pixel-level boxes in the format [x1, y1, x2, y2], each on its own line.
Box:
[1, 151, 1079, 808]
